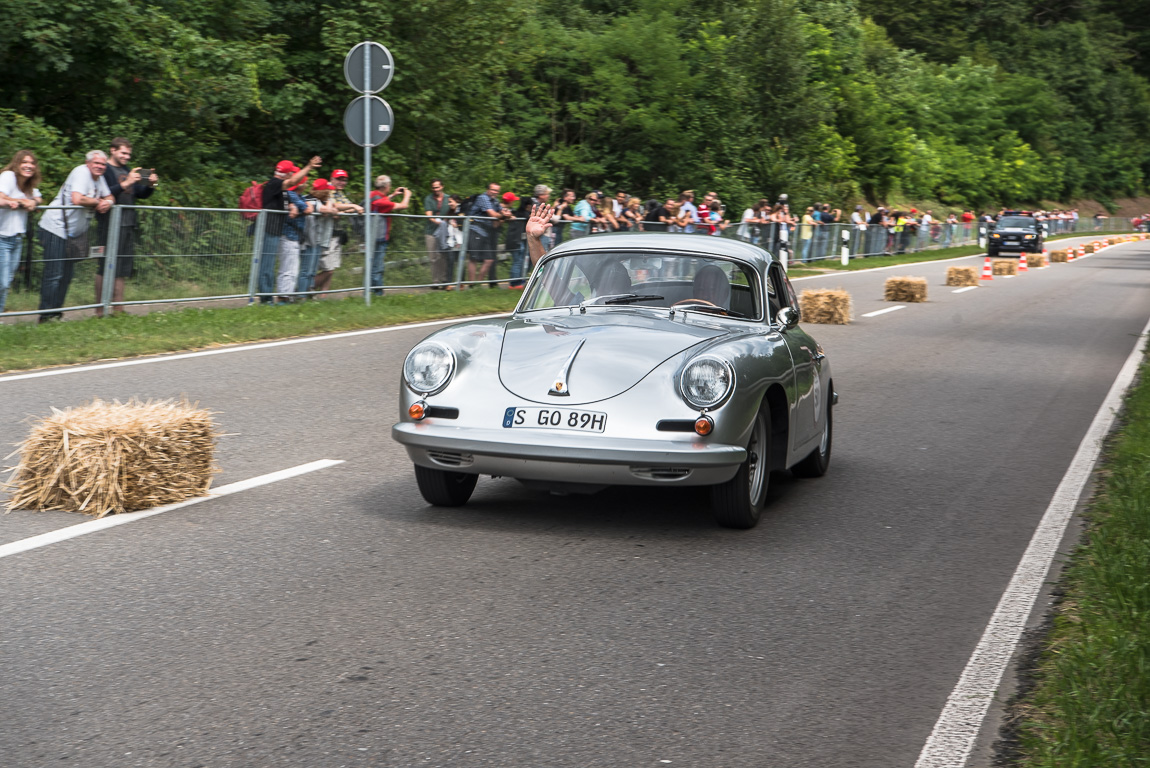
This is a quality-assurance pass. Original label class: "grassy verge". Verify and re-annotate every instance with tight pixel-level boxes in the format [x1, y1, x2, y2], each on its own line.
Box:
[0, 291, 521, 373]
[1009, 354, 1150, 766]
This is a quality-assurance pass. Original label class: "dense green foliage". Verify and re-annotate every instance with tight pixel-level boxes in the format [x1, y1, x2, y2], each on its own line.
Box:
[3, 0, 1150, 211]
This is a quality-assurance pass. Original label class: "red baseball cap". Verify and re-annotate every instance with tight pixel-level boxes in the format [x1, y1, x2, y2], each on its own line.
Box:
[312, 178, 333, 191]
[275, 160, 295, 173]
[331, 169, 349, 179]
[502, 192, 520, 203]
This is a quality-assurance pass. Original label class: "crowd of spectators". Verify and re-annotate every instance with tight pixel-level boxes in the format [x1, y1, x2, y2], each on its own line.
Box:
[0, 145, 1125, 316]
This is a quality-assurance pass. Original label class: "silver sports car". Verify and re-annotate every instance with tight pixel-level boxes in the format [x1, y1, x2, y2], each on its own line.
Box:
[391, 233, 836, 528]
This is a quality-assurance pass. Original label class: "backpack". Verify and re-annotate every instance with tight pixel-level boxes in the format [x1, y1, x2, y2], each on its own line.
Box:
[239, 181, 264, 221]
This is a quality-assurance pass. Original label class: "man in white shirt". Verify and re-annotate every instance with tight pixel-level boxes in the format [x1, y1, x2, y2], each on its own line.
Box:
[920, 209, 934, 242]
[37, 151, 113, 322]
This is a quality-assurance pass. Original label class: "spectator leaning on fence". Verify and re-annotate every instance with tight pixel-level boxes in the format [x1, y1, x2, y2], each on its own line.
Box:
[37, 150, 114, 323]
[465, 182, 505, 287]
[258, 156, 321, 304]
[679, 190, 699, 234]
[0, 150, 42, 313]
[298, 178, 336, 298]
[95, 137, 157, 317]
[275, 178, 313, 303]
[369, 175, 412, 295]
[423, 179, 451, 289]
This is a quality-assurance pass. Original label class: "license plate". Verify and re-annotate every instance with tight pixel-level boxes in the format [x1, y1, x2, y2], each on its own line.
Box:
[502, 406, 607, 433]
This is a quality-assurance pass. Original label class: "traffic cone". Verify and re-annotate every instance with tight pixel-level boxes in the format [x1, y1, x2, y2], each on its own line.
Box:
[1018, 252, 1028, 272]
[980, 256, 994, 280]
[1041, 245, 1049, 267]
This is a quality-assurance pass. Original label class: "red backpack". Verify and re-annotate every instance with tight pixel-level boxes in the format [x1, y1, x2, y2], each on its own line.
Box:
[239, 181, 264, 221]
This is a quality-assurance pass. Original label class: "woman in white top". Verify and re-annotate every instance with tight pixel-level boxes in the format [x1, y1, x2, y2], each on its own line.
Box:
[0, 150, 43, 312]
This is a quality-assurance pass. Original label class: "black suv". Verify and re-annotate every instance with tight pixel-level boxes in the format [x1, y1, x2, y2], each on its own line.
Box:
[988, 213, 1044, 257]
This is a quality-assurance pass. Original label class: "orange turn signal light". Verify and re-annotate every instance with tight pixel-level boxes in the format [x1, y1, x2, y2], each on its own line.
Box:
[409, 401, 427, 420]
[694, 416, 714, 436]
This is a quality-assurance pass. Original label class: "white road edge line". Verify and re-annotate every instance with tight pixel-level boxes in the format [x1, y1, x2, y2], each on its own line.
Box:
[861, 305, 906, 318]
[952, 287, 978, 294]
[0, 314, 512, 384]
[0, 459, 344, 560]
[914, 312, 1150, 768]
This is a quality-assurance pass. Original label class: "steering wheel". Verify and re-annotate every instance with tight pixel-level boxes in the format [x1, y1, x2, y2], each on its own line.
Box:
[673, 299, 718, 307]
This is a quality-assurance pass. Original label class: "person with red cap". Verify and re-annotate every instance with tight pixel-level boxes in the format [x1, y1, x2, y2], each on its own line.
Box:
[256, 155, 320, 304]
[298, 178, 338, 297]
[368, 174, 412, 294]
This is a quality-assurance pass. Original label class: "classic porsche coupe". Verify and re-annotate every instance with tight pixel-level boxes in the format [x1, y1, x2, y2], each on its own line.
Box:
[391, 233, 836, 528]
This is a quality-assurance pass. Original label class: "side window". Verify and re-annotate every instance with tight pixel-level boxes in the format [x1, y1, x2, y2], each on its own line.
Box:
[766, 265, 786, 321]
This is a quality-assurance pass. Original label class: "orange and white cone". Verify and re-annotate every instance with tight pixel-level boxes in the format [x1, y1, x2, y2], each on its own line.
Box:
[980, 256, 994, 280]
[1018, 252, 1028, 272]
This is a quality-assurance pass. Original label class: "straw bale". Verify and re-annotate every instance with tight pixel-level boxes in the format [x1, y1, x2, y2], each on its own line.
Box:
[1049, 249, 1069, 263]
[4, 398, 219, 518]
[799, 288, 852, 324]
[1028, 253, 1047, 268]
[884, 276, 928, 302]
[1084, 242, 1097, 253]
[945, 266, 979, 287]
[992, 259, 1018, 276]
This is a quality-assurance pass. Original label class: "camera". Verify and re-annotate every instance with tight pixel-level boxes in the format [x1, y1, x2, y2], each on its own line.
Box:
[138, 168, 154, 184]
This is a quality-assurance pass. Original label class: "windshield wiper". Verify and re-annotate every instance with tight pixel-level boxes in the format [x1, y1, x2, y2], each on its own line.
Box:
[676, 302, 748, 319]
[602, 293, 665, 305]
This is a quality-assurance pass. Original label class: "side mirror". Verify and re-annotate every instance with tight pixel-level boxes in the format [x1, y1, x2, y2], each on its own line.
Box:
[777, 306, 800, 331]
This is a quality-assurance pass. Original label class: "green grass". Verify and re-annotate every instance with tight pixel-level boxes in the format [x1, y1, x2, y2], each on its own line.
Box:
[1012, 354, 1150, 767]
[0, 291, 521, 373]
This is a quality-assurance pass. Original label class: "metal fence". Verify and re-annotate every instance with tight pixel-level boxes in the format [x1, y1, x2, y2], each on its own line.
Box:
[0, 205, 1138, 321]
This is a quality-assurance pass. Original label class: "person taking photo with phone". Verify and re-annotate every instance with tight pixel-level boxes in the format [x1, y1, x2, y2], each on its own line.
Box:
[95, 137, 157, 316]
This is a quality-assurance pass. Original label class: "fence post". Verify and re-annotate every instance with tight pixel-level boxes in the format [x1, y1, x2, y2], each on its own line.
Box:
[248, 210, 266, 305]
[457, 217, 471, 289]
[840, 226, 850, 265]
[100, 205, 122, 316]
[978, 224, 987, 249]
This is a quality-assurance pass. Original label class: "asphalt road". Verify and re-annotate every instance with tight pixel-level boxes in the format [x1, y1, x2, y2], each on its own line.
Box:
[1, 238, 1147, 768]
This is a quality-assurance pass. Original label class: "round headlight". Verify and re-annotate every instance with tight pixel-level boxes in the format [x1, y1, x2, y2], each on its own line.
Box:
[403, 341, 456, 395]
[680, 357, 734, 409]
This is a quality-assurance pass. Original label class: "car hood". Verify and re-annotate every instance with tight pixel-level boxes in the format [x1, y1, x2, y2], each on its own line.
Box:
[499, 311, 729, 404]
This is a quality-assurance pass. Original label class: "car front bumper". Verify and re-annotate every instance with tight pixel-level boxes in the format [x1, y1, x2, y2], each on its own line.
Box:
[391, 422, 746, 486]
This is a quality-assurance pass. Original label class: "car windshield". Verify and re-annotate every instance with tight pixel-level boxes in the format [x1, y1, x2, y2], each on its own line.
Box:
[997, 216, 1036, 228]
[521, 251, 761, 319]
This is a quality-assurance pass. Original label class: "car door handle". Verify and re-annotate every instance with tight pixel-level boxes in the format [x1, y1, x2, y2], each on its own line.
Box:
[812, 351, 826, 362]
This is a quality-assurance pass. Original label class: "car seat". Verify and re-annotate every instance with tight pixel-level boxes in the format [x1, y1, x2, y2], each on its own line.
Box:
[693, 265, 731, 307]
[596, 261, 632, 296]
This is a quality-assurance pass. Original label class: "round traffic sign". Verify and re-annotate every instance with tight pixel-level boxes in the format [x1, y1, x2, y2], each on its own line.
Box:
[344, 42, 394, 94]
[343, 96, 394, 147]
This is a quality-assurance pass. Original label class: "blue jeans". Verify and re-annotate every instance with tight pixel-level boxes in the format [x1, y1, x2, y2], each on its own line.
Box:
[509, 241, 528, 287]
[801, 237, 813, 262]
[0, 234, 21, 312]
[257, 232, 281, 303]
[298, 244, 321, 296]
[371, 238, 387, 294]
[38, 230, 75, 319]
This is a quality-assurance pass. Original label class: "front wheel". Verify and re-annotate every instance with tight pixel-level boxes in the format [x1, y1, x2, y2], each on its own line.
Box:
[793, 397, 832, 478]
[711, 403, 770, 529]
[414, 464, 478, 506]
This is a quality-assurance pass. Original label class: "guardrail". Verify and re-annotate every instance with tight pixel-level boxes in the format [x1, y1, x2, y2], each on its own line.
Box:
[1, 205, 1137, 321]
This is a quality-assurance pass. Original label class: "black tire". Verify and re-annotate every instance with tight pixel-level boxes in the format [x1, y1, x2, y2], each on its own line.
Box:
[711, 403, 770, 529]
[988, 247, 999, 258]
[414, 464, 478, 506]
[792, 396, 832, 478]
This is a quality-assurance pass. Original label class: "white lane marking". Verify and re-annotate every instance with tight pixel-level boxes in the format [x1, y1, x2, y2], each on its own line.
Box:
[861, 305, 906, 318]
[1002, 274, 1016, 279]
[915, 312, 1150, 768]
[952, 287, 978, 294]
[0, 459, 344, 560]
[0, 314, 512, 384]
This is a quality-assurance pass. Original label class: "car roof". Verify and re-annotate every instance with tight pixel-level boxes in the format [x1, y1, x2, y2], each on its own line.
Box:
[548, 232, 774, 267]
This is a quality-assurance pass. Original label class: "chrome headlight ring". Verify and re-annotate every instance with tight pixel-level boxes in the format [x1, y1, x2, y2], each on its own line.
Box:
[403, 341, 457, 396]
[679, 356, 735, 410]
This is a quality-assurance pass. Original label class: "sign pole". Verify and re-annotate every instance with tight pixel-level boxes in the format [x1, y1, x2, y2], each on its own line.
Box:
[363, 45, 373, 306]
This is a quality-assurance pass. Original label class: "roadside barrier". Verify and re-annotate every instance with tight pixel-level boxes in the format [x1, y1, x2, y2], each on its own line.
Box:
[1, 203, 1139, 322]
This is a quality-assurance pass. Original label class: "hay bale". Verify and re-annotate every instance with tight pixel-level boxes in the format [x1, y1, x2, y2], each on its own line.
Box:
[992, 259, 1018, 276]
[884, 276, 928, 302]
[799, 288, 852, 324]
[945, 266, 979, 286]
[1028, 253, 1047, 268]
[4, 398, 219, 518]
[1049, 249, 1069, 263]
[1084, 242, 1097, 253]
